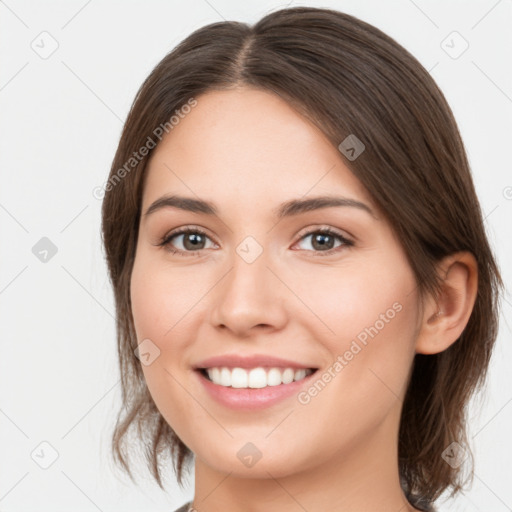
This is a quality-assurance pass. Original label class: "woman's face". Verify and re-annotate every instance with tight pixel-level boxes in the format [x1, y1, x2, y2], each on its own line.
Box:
[131, 87, 421, 479]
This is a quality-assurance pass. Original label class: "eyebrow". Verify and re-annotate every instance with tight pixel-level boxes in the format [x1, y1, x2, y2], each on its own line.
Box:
[143, 194, 375, 219]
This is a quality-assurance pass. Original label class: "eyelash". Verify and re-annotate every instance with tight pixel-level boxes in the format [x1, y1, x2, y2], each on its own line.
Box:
[157, 226, 354, 258]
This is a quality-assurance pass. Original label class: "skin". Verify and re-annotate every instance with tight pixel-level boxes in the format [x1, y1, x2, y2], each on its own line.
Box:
[130, 87, 478, 512]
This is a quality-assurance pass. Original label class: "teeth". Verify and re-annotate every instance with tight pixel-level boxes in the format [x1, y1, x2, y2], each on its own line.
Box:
[205, 366, 314, 388]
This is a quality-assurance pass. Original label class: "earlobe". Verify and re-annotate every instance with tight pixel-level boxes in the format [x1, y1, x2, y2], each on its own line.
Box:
[415, 252, 478, 355]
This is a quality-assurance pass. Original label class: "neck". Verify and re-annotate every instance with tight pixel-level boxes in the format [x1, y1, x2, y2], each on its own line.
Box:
[190, 404, 422, 512]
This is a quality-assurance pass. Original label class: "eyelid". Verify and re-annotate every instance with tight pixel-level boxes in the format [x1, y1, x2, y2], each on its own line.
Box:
[162, 224, 216, 242]
[294, 224, 353, 242]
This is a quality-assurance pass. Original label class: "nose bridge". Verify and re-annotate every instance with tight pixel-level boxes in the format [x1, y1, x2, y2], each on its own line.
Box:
[210, 235, 287, 335]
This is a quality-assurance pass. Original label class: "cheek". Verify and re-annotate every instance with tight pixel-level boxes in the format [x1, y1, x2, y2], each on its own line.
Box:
[291, 254, 417, 346]
[284, 266, 419, 464]
[130, 255, 200, 441]
[130, 253, 200, 340]
[294, 254, 419, 406]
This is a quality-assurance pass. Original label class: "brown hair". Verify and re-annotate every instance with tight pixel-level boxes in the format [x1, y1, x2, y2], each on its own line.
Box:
[101, 6, 502, 508]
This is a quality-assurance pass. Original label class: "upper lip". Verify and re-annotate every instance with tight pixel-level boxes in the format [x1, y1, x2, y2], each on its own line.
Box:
[193, 354, 318, 370]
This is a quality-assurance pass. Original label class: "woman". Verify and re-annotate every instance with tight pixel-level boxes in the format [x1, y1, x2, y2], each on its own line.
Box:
[101, 7, 502, 512]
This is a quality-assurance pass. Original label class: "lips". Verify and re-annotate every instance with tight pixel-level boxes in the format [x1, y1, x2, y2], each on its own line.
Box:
[194, 362, 319, 410]
[192, 354, 320, 409]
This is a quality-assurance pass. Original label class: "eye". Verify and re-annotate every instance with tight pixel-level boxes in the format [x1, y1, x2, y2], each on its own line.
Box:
[157, 226, 217, 256]
[293, 227, 353, 257]
[156, 226, 353, 258]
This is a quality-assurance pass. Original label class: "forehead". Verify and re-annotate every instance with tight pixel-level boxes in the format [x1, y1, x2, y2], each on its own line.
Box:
[142, 87, 373, 214]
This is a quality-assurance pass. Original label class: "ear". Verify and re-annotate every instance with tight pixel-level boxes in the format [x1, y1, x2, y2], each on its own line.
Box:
[415, 252, 478, 355]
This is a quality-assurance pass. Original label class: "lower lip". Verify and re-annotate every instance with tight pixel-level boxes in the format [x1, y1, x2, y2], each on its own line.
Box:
[195, 369, 318, 410]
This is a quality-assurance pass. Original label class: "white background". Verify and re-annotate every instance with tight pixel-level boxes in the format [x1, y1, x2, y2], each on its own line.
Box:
[0, 0, 510, 511]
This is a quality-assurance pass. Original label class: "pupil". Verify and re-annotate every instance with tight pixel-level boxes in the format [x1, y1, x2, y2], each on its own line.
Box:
[184, 233, 204, 250]
[313, 233, 333, 250]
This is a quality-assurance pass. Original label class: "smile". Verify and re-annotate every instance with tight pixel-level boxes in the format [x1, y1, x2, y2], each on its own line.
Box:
[201, 366, 316, 389]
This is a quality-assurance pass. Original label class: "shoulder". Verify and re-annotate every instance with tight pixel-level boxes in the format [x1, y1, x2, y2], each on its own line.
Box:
[405, 492, 439, 512]
[407, 494, 437, 512]
[173, 502, 192, 512]
[417, 502, 438, 512]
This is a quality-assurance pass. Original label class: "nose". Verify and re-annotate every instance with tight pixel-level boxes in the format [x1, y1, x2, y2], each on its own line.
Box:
[209, 246, 288, 338]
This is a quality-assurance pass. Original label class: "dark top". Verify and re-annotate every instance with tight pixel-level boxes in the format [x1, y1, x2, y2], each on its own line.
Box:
[173, 502, 192, 512]
[409, 494, 438, 512]
[173, 500, 437, 511]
